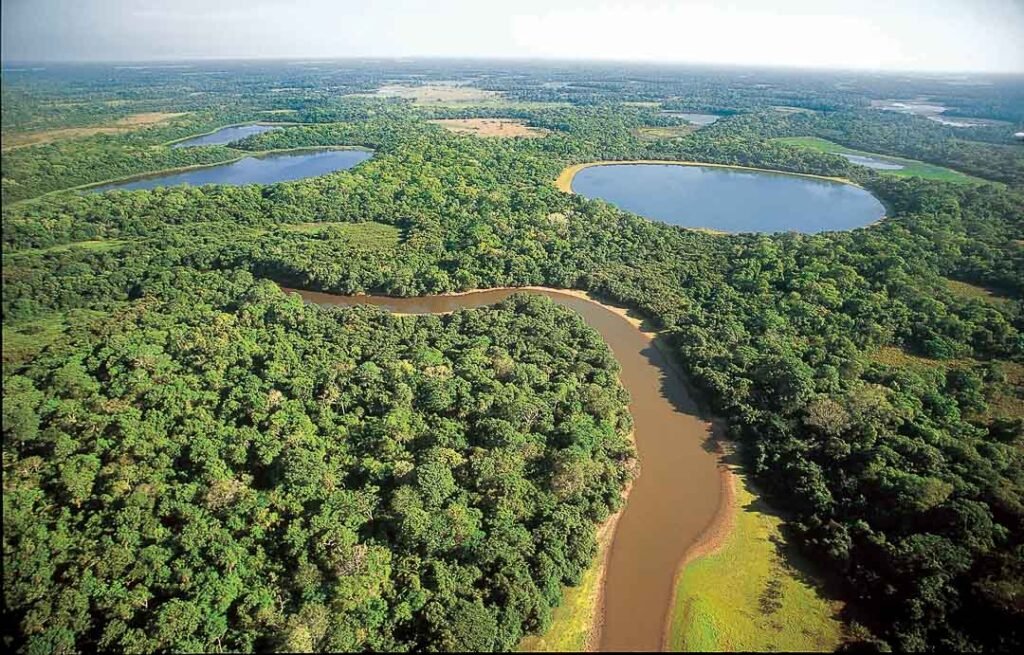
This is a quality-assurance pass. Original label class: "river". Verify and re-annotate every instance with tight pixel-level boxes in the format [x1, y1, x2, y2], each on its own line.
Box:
[288, 286, 726, 652]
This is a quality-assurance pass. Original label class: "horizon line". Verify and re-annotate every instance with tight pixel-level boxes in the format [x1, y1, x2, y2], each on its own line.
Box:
[2, 54, 1023, 77]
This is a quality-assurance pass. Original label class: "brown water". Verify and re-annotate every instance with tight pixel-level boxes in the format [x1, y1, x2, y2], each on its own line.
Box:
[287, 287, 723, 652]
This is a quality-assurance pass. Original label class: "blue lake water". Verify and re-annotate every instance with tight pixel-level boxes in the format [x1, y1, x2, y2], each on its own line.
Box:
[839, 153, 905, 171]
[571, 164, 886, 233]
[172, 124, 282, 147]
[91, 149, 372, 192]
[675, 113, 720, 126]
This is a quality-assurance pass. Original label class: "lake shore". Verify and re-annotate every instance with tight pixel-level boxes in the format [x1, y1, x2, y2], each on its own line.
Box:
[554, 159, 856, 194]
[7, 145, 374, 207]
[83, 146, 373, 193]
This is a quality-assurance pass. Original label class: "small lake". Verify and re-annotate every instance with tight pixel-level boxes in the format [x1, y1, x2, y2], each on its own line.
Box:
[172, 124, 281, 147]
[839, 153, 905, 171]
[91, 149, 372, 192]
[571, 164, 885, 233]
[663, 112, 720, 126]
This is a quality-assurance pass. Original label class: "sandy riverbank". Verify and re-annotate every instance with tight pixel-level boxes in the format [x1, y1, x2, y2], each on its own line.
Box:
[287, 284, 735, 651]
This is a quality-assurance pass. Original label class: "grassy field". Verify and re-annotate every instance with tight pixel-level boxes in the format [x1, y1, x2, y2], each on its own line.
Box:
[278, 221, 401, 249]
[2, 112, 188, 150]
[870, 346, 1024, 421]
[517, 530, 609, 652]
[666, 468, 844, 652]
[776, 136, 983, 184]
[4, 239, 129, 259]
[634, 125, 697, 141]
[518, 501, 625, 653]
[944, 278, 1013, 307]
[2, 308, 112, 366]
[352, 84, 567, 109]
[371, 84, 502, 104]
[430, 118, 548, 138]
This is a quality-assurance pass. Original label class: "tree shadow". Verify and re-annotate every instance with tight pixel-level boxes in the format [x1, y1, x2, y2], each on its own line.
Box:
[636, 324, 856, 646]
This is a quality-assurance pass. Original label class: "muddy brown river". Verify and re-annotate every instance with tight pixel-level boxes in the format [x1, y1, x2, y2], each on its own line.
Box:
[288, 286, 724, 652]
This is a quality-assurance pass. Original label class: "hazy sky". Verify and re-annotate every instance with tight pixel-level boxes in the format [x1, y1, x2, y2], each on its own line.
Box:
[3, 0, 1023, 73]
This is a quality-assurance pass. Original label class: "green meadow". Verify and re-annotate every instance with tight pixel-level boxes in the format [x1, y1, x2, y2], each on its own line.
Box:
[777, 136, 985, 184]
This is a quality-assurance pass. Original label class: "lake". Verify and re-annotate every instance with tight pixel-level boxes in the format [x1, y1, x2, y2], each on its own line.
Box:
[839, 153, 905, 170]
[172, 124, 281, 147]
[663, 111, 720, 126]
[90, 149, 373, 192]
[571, 163, 885, 233]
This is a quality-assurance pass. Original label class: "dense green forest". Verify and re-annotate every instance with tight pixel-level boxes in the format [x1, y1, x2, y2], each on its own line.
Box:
[4, 274, 634, 652]
[3, 62, 1023, 652]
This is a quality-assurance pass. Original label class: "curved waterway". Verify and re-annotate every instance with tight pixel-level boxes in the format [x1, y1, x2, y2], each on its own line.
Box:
[288, 286, 725, 652]
[172, 123, 281, 147]
[90, 148, 372, 192]
[570, 163, 886, 233]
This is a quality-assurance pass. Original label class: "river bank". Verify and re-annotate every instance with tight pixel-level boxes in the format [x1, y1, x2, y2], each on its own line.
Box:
[287, 285, 729, 651]
[287, 284, 842, 652]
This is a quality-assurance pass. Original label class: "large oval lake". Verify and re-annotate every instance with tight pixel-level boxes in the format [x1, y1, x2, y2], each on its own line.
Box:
[571, 163, 886, 233]
[91, 149, 372, 192]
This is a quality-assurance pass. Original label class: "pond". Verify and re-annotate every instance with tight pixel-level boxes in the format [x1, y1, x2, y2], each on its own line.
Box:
[90, 149, 372, 192]
[172, 123, 281, 147]
[839, 153, 905, 170]
[663, 111, 720, 126]
[570, 163, 885, 233]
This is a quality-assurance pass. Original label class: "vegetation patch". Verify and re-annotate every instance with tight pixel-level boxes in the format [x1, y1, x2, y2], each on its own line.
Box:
[4, 239, 128, 258]
[776, 136, 983, 183]
[430, 118, 548, 138]
[518, 507, 619, 652]
[634, 125, 697, 141]
[666, 469, 844, 652]
[2, 112, 188, 149]
[277, 221, 402, 249]
[372, 83, 502, 105]
[944, 278, 1013, 307]
[869, 346, 958, 372]
[2, 308, 111, 366]
[869, 347, 1023, 422]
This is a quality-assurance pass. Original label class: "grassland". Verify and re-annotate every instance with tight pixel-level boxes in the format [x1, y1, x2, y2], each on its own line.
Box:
[665, 464, 844, 652]
[944, 278, 1013, 307]
[776, 136, 984, 184]
[2, 112, 188, 149]
[2, 308, 112, 366]
[3, 239, 128, 258]
[517, 515, 617, 652]
[868, 345, 1023, 421]
[634, 125, 697, 141]
[278, 221, 402, 249]
[430, 118, 548, 138]
[372, 83, 502, 105]
[357, 84, 566, 109]
[869, 346, 958, 371]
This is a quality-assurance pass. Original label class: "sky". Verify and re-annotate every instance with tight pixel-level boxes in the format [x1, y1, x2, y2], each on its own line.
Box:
[2, 0, 1023, 73]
